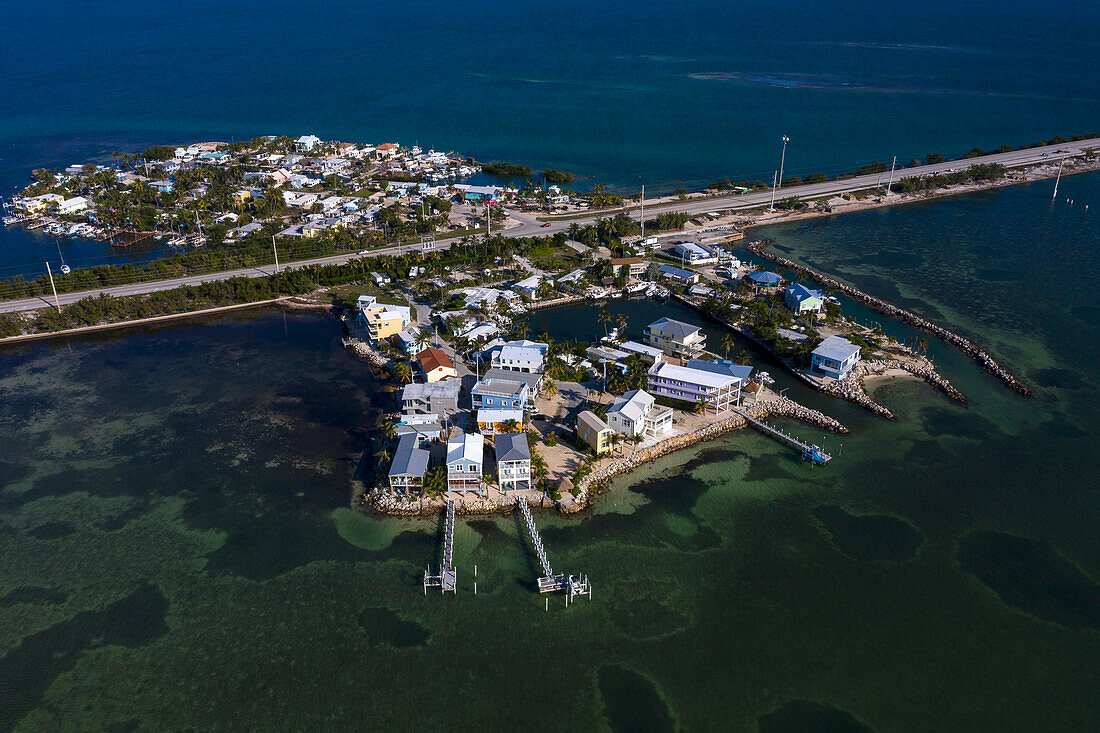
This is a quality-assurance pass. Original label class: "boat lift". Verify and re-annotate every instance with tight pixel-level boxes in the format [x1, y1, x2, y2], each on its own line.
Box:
[515, 496, 591, 601]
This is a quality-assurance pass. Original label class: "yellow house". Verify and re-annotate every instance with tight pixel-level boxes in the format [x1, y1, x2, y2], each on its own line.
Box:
[232, 189, 252, 205]
[577, 410, 613, 455]
[357, 297, 412, 342]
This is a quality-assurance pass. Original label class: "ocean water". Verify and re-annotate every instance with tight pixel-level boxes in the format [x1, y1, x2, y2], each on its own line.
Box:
[1, 174, 1098, 730]
[2, 0, 1099, 275]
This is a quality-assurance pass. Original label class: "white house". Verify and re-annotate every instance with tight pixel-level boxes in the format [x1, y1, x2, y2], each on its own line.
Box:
[669, 241, 718, 264]
[811, 336, 861, 379]
[489, 339, 548, 380]
[512, 275, 541, 300]
[493, 433, 531, 492]
[296, 134, 322, 152]
[446, 433, 484, 495]
[647, 359, 753, 414]
[606, 389, 674, 438]
[56, 197, 89, 214]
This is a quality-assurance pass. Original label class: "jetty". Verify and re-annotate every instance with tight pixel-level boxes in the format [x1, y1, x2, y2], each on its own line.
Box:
[515, 496, 591, 600]
[424, 500, 457, 594]
[732, 407, 831, 464]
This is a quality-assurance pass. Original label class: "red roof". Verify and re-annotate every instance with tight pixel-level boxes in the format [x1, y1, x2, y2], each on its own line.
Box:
[416, 347, 454, 373]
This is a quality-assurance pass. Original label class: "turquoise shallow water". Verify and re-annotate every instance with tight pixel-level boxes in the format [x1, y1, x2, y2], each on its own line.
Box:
[0, 175, 1098, 730]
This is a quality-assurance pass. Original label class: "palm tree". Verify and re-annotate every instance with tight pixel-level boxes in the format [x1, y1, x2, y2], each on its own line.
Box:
[502, 418, 520, 434]
[542, 380, 558, 398]
[568, 223, 580, 241]
[394, 362, 412, 384]
[616, 314, 629, 339]
[598, 308, 612, 337]
[721, 334, 736, 358]
[381, 420, 396, 440]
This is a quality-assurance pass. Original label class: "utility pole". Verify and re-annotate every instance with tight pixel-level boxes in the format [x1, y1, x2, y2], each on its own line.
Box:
[639, 184, 644, 237]
[45, 262, 61, 311]
[769, 171, 778, 211]
[272, 235, 280, 273]
[777, 135, 790, 190]
[886, 156, 897, 193]
[1052, 155, 1066, 201]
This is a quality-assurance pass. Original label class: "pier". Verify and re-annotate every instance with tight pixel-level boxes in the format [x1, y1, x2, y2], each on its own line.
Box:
[424, 500, 457, 594]
[515, 496, 592, 600]
[732, 407, 832, 464]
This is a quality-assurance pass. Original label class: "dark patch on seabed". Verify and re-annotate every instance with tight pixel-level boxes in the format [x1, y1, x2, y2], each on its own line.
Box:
[0, 583, 169, 732]
[1030, 367, 1085, 390]
[757, 700, 874, 732]
[811, 505, 923, 562]
[0, 586, 68, 607]
[27, 521, 76, 539]
[956, 530, 1100, 630]
[598, 664, 675, 733]
[357, 606, 430, 648]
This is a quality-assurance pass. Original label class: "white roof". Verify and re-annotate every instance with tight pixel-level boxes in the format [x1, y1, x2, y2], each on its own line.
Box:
[608, 389, 655, 423]
[498, 344, 544, 364]
[477, 408, 525, 424]
[813, 335, 861, 362]
[648, 361, 740, 389]
[620, 341, 663, 359]
[514, 275, 541, 290]
[447, 432, 484, 465]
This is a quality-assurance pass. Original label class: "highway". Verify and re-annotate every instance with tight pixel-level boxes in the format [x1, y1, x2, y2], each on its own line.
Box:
[2, 137, 1096, 314]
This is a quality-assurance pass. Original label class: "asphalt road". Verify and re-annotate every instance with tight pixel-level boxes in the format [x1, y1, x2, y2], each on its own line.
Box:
[2, 137, 1096, 314]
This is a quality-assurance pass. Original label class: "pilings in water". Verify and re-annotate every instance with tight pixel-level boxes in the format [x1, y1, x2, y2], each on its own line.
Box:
[516, 496, 592, 600]
[732, 407, 831, 463]
[424, 500, 457, 594]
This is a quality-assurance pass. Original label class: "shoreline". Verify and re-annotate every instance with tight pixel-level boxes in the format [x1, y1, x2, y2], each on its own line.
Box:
[743, 239, 1032, 396]
[359, 393, 847, 518]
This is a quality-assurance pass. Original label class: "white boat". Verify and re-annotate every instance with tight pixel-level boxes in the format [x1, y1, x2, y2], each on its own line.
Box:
[60, 265, 71, 275]
[626, 281, 648, 294]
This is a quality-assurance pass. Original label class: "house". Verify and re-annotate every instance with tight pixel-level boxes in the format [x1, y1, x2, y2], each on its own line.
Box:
[388, 433, 430, 495]
[747, 270, 783, 288]
[811, 335, 861, 379]
[464, 322, 500, 344]
[369, 271, 391, 286]
[556, 268, 588, 285]
[472, 375, 530, 411]
[296, 134, 322, 152]
[231, 189, 252, 205]
[645, 317, 707, 358]
[228, 222, 263, 239]
[476, 408, 525, 435]
[657, 264, 700, 285]
[446, 433, 484, 495]
[619, 340, 665, 364]
[494, 433, 531, 492]
[282, 191, 319, 208]
[669, 241, 718, 264]
[393, 327, 422, 356]
[606, 389, 674, 438]
[56, 197, 89, 214]
[489, 339, 548, 378]
[646, 359, 752, 414]
[375, 142, 400, 158]
[785, 283, 825, 313]
[357, 297, 412, 342]
[149, 180, 174, 193]
[610, 257, 647, 278]
[688, 284, 716, 298]
[401, 379, 462, 422]
[512, 275, 541, 300]
[416, 347, 458, 383]
[577, 411, 614, 455]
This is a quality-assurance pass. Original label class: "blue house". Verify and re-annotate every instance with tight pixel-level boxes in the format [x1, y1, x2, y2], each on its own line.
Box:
[471, 376, 529, 411]
[149, 180, 174, 194]
[811, 335, 861, 379]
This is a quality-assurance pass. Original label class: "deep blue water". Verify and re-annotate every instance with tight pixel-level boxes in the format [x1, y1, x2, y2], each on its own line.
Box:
[1, 0, 1098, 275]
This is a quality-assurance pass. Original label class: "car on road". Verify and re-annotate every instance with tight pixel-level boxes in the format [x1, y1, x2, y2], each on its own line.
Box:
[541, 223, 552, 227]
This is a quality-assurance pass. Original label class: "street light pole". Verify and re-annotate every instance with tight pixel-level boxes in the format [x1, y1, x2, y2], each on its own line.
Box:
[777, 135, 790, 191]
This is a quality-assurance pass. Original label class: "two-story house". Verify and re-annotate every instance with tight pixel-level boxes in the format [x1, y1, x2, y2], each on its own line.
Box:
[388, 433, 429, 495]
[446, 432, 484, 495]
[493, 433, 531, 492]
[811, 336, 861, 379]
[785, 283, 825, 314]
[644, 318, 707, 358]
[401, 380, 461, 423]
[577, 410, 614, 455]
[606, 389, 674, 438]
[416, 347, 458, 383]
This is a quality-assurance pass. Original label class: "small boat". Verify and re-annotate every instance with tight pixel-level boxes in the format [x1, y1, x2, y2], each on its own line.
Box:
[61, 265, 71, 275]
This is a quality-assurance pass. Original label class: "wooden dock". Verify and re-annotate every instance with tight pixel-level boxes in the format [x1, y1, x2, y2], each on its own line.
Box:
[424, 500, 457, 594]
[516, 496, 591, 600]
[732, 407, 832, 464]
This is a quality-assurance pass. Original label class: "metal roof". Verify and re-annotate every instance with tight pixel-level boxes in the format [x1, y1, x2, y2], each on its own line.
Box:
[812, 335, 861, 362]
[389, 434, 429, 478]
[494, 433, 531, 463]
[447, 432, 484, 466]
[647, 317, 702, 339]
[748, 270, 782, 284]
